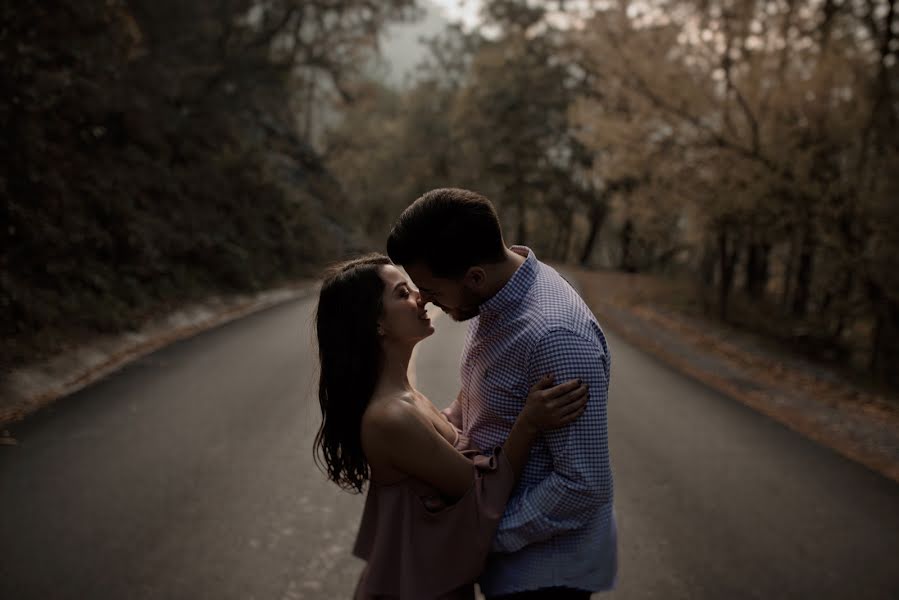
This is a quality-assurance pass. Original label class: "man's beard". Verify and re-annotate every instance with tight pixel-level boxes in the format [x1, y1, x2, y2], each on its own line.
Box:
[435, 287, 482, 322]
[446, 304, 480, 322]
[435, 301, 480, 322]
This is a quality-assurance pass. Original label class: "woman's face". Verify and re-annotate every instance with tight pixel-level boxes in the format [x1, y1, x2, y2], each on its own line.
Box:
[378, 265, 435, 343]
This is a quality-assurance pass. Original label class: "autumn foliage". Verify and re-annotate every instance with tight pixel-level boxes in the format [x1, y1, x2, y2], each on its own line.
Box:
[327, 0, 899, 387]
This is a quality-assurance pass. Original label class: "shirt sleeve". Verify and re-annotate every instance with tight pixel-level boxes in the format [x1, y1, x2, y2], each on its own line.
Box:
[492, 327, 613, 553]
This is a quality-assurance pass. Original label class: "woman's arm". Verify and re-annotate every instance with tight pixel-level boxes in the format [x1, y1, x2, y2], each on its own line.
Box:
[370, 377, 587, 499]
[369, 401, 475, 497]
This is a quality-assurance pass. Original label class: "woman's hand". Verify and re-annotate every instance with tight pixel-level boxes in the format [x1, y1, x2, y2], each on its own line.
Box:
[521, 375, 588, 431]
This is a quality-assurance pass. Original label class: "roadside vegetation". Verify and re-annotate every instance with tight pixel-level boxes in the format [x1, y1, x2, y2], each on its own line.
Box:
[327, 0, 899, 390]
[1, 0, 416, 368]
[3, 0, 897, 394]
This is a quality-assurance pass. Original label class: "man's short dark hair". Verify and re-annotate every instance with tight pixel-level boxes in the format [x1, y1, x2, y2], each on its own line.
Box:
[386, 188, 507, 278]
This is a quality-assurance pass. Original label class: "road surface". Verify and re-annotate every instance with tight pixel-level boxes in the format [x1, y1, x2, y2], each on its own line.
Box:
[2, 290, 898, 599]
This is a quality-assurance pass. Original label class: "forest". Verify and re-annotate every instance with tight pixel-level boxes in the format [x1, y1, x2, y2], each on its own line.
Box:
[2, 0, 898, 388]
[329, 0, 899, 387]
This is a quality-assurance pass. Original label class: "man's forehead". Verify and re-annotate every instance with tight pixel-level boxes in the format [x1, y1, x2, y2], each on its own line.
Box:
[404, 263, 432, 279]
[403, 264, 443, 289]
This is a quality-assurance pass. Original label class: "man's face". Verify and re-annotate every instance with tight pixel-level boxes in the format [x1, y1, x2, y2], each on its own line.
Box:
[403, 262, 482, 322]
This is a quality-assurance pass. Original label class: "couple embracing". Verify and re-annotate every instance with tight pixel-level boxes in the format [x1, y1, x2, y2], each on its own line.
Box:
[314, 188, 617, 599]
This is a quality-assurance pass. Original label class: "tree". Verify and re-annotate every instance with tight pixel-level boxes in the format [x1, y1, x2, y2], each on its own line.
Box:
[572, 0, 898, 379]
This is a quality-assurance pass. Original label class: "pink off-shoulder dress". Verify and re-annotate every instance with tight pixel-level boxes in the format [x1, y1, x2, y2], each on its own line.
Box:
[352, 428, 516, 599]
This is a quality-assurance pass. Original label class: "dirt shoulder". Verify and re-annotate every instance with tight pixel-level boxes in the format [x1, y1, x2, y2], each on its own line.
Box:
[0, 282, 318, 438]
[565, 267, 899, 484]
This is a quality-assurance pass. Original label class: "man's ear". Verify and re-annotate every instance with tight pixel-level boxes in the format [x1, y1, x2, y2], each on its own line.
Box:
[463, 266, 487, 290]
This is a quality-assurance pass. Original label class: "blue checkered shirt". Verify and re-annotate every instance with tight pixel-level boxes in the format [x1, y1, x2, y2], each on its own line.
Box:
[447, 247, 617, 596]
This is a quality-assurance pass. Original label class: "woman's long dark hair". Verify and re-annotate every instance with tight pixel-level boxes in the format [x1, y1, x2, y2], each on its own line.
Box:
[313, 253, 392, 493]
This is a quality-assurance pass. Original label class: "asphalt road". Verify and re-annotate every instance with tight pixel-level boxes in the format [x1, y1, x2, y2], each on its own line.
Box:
[2, 291, 898, 599]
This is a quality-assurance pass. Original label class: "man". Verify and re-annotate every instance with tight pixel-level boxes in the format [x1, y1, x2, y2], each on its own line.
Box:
[386, 188, 616, 599]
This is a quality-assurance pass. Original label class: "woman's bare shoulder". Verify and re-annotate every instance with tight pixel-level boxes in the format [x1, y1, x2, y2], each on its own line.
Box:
[361, 393, 426, 448]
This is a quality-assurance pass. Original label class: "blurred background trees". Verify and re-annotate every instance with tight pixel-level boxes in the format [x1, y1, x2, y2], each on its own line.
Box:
[2, 0, 897, 387]
[569, 0, 899, 384]
[1, 0, 416, 366]
[328, 0, 898, 386]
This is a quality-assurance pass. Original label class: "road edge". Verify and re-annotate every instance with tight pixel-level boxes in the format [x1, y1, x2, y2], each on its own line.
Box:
[557, 266, 899, 485]
[0, 282, 319, 431]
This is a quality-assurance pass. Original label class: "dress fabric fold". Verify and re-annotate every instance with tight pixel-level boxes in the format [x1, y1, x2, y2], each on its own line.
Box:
[352, 431, 516, 600]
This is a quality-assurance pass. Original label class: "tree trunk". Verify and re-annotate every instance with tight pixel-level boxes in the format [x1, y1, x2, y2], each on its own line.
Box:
[792, 226, 815, 317]
[744, 242, 771, 299]
[700, 240, 717, 287]
[620, 218, 636, 273]
[550, 212, 565, 260]
[717, 225, 740, 322]
[868, 281, 899, 388]
[516, 193, 527, 246]
[560, 209, 575, 263]
[830, 272, 853, 339]
[781, 234, 796, 309]
[698, 239, 717, 315]
[302, 73, 316, 140]
[579, 199, 608, 266]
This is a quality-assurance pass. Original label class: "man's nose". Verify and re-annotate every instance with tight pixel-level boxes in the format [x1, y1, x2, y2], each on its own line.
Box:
[419, 297, 435, 311]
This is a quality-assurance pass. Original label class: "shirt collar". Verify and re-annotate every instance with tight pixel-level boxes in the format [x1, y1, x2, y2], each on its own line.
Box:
[479, 246, 537, 317]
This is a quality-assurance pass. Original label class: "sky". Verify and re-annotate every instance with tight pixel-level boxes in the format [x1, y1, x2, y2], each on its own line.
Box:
[430, 0, 483, 30]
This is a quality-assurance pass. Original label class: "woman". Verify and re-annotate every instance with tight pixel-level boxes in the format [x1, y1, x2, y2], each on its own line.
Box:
[314, 254, 588, 599]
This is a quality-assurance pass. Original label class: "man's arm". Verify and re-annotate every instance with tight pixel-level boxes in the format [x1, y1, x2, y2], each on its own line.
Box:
[492, 327, 612, 553]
